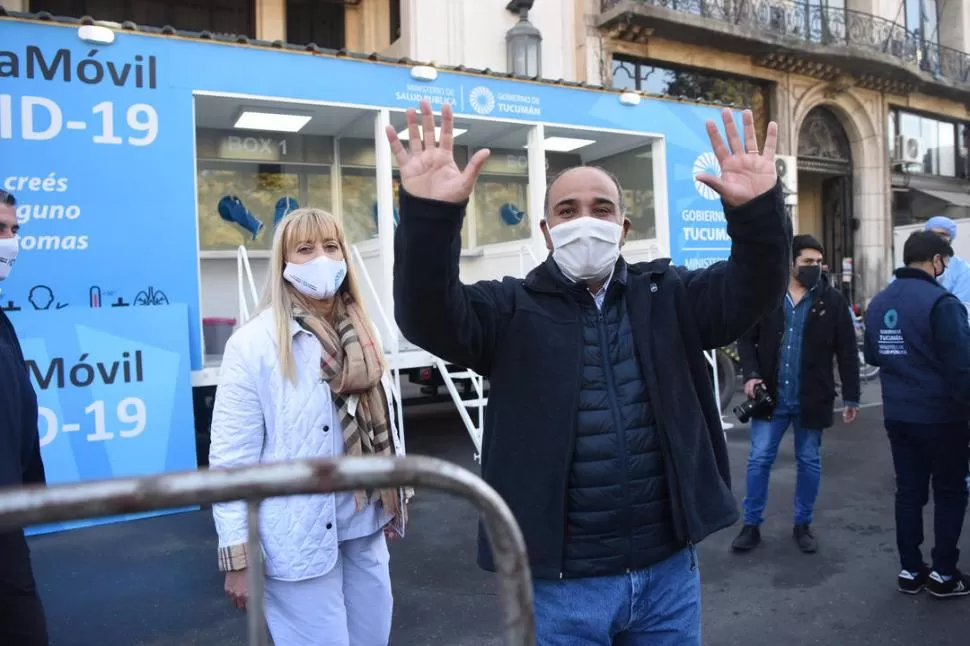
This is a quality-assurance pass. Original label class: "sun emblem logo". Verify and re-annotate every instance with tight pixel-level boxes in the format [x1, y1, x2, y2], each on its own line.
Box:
[692, 152, 722, 201]
[468, 86, 496, 115]
[884, 309, 898, 329]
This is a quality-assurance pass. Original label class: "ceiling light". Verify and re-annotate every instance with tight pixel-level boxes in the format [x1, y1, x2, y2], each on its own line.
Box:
[538, 136, 596, 152]
[397, 126, 467, 141]
[234, 111, 311, 133]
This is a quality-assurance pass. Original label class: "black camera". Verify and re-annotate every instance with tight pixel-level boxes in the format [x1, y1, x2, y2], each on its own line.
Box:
[733, 383, 775, 424]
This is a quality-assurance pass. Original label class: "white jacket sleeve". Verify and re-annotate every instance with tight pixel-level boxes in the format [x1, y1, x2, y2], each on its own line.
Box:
[208, 331, 265, 565]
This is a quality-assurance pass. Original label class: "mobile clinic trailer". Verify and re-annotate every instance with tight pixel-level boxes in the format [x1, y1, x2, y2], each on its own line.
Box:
[0, 10, 740, 533]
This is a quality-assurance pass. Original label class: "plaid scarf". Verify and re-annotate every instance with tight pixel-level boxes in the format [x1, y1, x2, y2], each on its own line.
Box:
[294, 295, 407, 529]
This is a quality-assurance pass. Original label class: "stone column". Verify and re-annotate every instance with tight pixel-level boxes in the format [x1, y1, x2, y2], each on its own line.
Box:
[855, 170, 890, 303]
[852, 103, 892, 304]
[938, 0, 970, 55]
[255, 0, 285, 42]
[845, 0, 878, 16]
[772, 77, 795, 156]
[842, 89, 890, 304]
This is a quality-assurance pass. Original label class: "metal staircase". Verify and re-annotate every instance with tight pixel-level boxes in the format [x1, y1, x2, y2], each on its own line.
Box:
[434, 361, 487, 461]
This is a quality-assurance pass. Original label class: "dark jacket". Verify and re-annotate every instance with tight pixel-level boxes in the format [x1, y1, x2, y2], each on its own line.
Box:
[738, 275, 860, 429]
[393, 181, 791, 580]
[563, 263, 678, 578]
[864, 267, 970, 423]
[0, 309, 46, 490]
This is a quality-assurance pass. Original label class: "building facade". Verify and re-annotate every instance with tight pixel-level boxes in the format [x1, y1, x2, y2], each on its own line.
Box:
[588, 0, 970, 305]
[6, 0, 580, 78]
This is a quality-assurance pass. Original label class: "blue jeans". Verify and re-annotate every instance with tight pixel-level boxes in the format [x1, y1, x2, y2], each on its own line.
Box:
[532, 547, 700, 645]
[742, 403, 822, 527]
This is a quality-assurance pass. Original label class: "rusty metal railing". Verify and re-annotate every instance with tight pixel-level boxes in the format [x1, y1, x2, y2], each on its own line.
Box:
[0, 455, 535, 646]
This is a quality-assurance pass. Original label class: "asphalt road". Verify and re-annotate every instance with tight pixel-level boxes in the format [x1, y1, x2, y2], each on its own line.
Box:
[25, 381, 970, 645]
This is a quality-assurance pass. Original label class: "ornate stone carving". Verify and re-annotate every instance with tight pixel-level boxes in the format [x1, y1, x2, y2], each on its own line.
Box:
[791, 82, 813, 104]
[798, 107, 852, 162]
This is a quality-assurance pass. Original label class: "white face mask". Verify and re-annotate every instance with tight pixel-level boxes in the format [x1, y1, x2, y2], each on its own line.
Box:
[548, 217, 623, 283]
[0, 237, 19, 281]
[283, 255, 347, 300]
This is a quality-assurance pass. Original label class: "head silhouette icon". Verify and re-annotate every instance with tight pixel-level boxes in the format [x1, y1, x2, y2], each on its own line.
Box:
[29, 285, 54, 310]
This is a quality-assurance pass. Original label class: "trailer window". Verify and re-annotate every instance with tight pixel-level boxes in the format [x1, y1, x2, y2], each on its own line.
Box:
[196, 163, 313, 252]
[471, 148, 532, 247]
[594, 143, 656, 242]
[194, 128, 336, 252]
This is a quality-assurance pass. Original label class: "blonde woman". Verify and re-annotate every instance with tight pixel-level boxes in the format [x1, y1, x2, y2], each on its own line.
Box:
[208, 207, 407, 646]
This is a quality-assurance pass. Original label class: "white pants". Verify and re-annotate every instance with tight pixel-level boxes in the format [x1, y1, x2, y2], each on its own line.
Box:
[263, 530, 393, 646]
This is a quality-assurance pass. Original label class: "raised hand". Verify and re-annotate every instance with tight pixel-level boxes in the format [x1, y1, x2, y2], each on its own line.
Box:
[696, 109, 779, 208]
[386, 100, 490, 204]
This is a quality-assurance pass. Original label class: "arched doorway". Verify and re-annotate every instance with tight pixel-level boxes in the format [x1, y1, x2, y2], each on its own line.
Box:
[797, 107, 855, 301]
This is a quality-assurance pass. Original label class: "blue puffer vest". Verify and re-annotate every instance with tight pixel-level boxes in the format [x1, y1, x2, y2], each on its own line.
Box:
[866, 271, 962, 423]
[563, 284, 679, 578]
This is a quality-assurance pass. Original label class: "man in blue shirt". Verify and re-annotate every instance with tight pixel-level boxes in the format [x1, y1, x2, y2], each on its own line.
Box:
[923, 216, 970, 308]
[890, 216, 970, 312]
[735, 235, 860, 553]
[865, 231, 970, 598]
[0, 189, 49, 646]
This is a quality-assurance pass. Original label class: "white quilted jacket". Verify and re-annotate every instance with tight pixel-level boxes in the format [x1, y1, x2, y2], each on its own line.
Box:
[208, 308, 402, 581]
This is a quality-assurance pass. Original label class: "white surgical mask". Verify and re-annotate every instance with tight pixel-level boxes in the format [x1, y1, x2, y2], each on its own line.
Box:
[0, 237, 19, 281]
[283, 255, 347, 300]
[549, 217, 623, 283]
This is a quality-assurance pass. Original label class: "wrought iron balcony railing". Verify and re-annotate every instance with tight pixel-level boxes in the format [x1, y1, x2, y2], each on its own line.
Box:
[601, 0, 970, 86]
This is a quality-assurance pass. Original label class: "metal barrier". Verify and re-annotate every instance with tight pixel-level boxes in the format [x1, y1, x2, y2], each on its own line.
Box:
[0, 455, 535, 646]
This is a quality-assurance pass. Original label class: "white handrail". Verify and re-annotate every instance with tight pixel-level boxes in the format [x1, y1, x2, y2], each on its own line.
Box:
[236, 245, 259, 324]
[350, 245, 398, 355]
[519, 244, 541, 277]
[524, 245, 540, 266]
[705, 350, 734, 434]
[350, 245, 405, 450]
[435, 358, 483, 457]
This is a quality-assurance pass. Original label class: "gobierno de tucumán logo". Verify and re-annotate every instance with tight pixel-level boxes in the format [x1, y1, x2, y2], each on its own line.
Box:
[468, 86, 496, 116]
[692, 152, 721, 201]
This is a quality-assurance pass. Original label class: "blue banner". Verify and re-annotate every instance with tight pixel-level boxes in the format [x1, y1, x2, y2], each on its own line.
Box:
[8, 305, 197, 535]
[669, 146, 734, 269]
[0, 24, 202, 368]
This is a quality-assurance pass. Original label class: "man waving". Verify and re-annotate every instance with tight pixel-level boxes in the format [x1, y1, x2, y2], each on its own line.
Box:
[389, 101, 790, 644]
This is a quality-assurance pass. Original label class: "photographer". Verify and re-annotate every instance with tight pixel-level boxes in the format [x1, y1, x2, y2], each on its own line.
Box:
[733, 235, 860, 554]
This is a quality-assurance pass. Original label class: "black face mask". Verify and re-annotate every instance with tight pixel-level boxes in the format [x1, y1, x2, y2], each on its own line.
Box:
[934, 258, 948, 280]
[796, 265, 821, 288]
